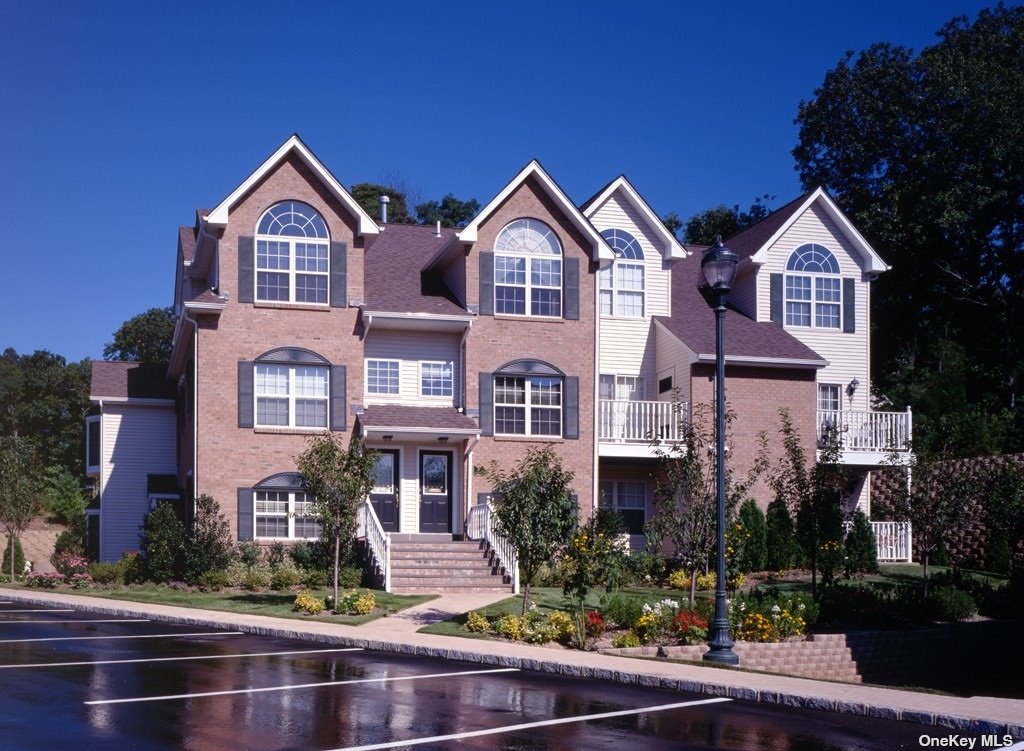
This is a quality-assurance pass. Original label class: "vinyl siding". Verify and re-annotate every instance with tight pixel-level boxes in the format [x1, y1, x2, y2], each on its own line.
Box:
[755, 204, 872, 411]
[653, 320, 696, 404]
[729, 265, 757, 318]
[99, 404, 177, 562]
[440, 254, 466, 308]
[369, 443, 462, 535]
[363, 331, 461, 407]
[599, 318, 657, 391]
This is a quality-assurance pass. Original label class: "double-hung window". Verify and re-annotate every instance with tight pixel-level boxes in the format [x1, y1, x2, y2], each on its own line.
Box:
[494, 376, 562, 436]
[599, 480, 647, 534]
[255, 489, 320, 539]
[367, 359, 400, 395]
[494, 219, 562, 317]
[255, 201, 330, 304]
[420, 361, 453, 397]
[255, 364, 328, 428]
[784, 244, 841, 329]
[598, 229, 645, 317]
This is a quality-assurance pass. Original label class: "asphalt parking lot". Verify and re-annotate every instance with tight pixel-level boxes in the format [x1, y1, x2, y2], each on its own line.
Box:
[0, 600, 1002, 750]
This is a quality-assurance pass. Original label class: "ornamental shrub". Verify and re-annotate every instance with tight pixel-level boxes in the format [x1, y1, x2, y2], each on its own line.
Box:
[735, 499, 768, 573]
[119, 551, 146, 585]
[584, 610, 606, 638]
[672, 610, 709, 645]
[465, 611, 490, 633]
[352, 591, 376, 615]
[494, 614, 528, 641]
[88, 561, 123, 585]
[843, 510, 879, 575]
[620, 550, 667, 586]
[611, 631, 640, 648]
[765, 495, 797, 571]
[267, 541, 286, 570]
[53, 553, 89, 578]
[270, 559, 302, 590]
[667, 568, 690, 590]
[303, 568, 331, 589]
[1, 537, 25, 576]
[198, 569, 229, 591]
[546, 610, 575, 642]
[139, 503, 186, 583]
[25, 572, 63, 589]
[293, 592, 326, 615]
[242, 563, 272, 591]
[924, 586, 977, 621]
[183, 495, 236, 585]
[600, 593, 644, 630]
[737, 612, 776, 642]
[238, 541, 262, 568]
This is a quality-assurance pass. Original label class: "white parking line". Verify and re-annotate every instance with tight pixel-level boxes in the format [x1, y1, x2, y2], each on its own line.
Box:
[0, 631, 242, 644]
[0, 647, 362, 669]
[0, 609, 75, 614]
[84, 667, 520, 705]
[330, 697, 733, 750]
[0, 619, 150, 625]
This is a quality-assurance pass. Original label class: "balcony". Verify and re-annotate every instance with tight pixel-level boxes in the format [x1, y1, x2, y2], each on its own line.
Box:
[598, 399, 684, 457]
[817, 408, 913, 465]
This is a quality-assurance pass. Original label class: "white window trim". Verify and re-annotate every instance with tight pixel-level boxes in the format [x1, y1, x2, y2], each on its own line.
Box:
[254, 489, 321, 541]
[599, 480, 648, 533]
[85, 415, 101, 473]
[419, 360, 454, 398]
[599, 261, 645, 318]
[493, 375, 563, 437]
[254, 202, 330, 305]
[366, 358, 401, 396]
[493, 218, 563, 318]
[254, 364, 329, 429]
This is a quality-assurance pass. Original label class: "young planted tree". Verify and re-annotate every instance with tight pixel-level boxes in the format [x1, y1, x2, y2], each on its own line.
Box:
[765, 494, 798, 571]
[735, 499, 768, 573]
[296, 434, 378, 611]
[183, 495, 236, 584]
[486, 446, 577, 615]
[0, 436, 44, 579]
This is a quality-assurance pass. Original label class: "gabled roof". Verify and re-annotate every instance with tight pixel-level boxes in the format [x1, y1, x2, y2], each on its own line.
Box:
[363, 224, 466, 316]
[657, 253, 827, 367]
[205, 134, 380, 236]
[726, 187, 889, 274]
[90, 361, 175, 401]
[456, 160, 614, 262]
[580, 175, 687, 260]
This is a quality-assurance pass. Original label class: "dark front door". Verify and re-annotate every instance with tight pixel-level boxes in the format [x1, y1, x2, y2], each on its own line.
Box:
[419, 451, 452, 533]
[370, 449, 399, 532]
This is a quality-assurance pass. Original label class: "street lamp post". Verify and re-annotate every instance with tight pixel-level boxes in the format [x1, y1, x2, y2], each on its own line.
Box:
[701, 238, 740, 666]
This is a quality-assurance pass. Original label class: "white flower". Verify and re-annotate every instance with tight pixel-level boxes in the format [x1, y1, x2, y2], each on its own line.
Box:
[771, 604, 781, 613]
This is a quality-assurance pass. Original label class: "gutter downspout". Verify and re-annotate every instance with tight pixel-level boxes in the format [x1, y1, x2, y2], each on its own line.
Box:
[458, 319, 473, 411]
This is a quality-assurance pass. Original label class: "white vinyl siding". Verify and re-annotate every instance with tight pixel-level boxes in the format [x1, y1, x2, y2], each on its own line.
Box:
[98, 405, 177, 562]
[599, 318, 657, 392]
[756, 203, 872, 411]
[440, 255, 466, 308]
[653, 319, 696, 405]
[363, 331, 461, 406]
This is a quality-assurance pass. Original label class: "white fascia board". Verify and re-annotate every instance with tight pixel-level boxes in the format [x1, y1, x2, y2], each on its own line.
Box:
[582, 176, 687, 260]
[750, 187, 890, 274]
[183, 300, 226, 312]
[89, 397, 175, 406]
[458, 161, 614, 262]
[205, 135, 380, 236]
[361, 311, 474, 325]
[694, 353, 829, 369]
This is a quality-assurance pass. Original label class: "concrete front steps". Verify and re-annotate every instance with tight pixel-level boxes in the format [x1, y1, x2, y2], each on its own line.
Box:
[388, 535, 514, 594]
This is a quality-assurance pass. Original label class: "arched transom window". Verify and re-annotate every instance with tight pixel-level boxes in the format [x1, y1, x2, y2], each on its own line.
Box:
[599, 228, 645, 317]
[784, 243, 841, 329]
[256, 201, 330, 304]
[493, 219, 563, 316]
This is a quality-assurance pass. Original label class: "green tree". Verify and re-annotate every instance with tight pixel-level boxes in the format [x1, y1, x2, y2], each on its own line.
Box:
[0, 436, 43, 580]
[984, 461, 1024, 582]
[183, 495, 236, 584]
[486, 446, 578, 615]
[682, 195, 775, 245]
[765, 494, 797, 571]
[735, 499, 768, 573]
[42, 467, 86, 524]
[844, 509, 879, 576]
[415, 193, 481, 228]
[139, 503, 185, 582]
[103, 307, 175, 364]
[296, 433, 378, 610]
[794, 5, 1024, 453]
[350, 183, 414, 224]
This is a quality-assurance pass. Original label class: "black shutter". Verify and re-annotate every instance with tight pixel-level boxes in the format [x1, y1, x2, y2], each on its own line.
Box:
[479, 372, 493, 436]
[238, 236, 255, 303]
[238, 361, 254, 428]
[843, 278, 855, 333]
[479, 251, 494, 316]
[330, 241, 348, 308]
[564, 376, 579, 439]
[769, 273, 783, 326]
[237, 488, 254, 541]
[564, 257, 579, 320]
[330, 364, 347, 431]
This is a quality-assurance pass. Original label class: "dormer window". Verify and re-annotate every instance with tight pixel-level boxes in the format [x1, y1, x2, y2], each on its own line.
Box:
[494, 219, 562, 317]
[785, 244, 841, 329]
[255, 201, 329, 304]
[598, 229, 645, 317]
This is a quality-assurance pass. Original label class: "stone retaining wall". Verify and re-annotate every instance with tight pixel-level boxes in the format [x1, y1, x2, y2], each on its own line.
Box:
[1, 517, 63, 572]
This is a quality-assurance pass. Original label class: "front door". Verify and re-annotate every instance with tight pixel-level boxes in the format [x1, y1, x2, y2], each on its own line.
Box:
[370, 449, 399, 532]
[419, 451, 452, 533]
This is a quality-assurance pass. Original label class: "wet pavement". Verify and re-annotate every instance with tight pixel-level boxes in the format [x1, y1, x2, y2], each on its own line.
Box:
[0, 601, 998, 750]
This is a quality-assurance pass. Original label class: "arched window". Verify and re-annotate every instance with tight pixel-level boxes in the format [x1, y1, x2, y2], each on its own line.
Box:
[492, 359, 565, 437]
[784, 244, 841, 329]
[493, 219, 563, 316]
[252, 473, 320, 540]
[599, 229, 645, 317]
[255, 201, 330, 304]
[254, 348, 329, 428]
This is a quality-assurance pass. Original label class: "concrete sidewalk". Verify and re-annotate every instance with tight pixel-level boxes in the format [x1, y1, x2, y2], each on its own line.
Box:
[2, 587, 1021, 739]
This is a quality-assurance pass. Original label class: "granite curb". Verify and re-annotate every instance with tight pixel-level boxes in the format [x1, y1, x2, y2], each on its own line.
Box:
[2, 588, 1021, 740]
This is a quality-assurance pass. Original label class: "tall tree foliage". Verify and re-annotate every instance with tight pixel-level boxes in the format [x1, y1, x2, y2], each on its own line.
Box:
[794, 5, 1024, 453]
[415, 193, 481, 228]
[103, 307, 175, 364]
[0, 436, 44, 579]
[485, 446, 578, 615]
[296, 434, 377, 610]
[351, 183, 415, 224]
[680, 195, 775, 245]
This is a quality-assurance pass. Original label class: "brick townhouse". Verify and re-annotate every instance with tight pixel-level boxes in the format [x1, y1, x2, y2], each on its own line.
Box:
[86, 135, 913, 590]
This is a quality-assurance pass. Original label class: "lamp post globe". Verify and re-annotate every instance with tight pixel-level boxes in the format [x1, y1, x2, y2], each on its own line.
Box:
[702, 238, 740, 666]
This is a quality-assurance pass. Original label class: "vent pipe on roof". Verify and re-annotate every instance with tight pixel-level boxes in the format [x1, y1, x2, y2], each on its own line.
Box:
[435, 220, 441, 238]
[379, 195, 390, 224]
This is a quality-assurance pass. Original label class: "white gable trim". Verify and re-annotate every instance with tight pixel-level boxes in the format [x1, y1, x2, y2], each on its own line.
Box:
[749, 188, 889, 274]
[457, 161, 614, 261]
[582, 176, 687, 260]
[206, 135, 380, 236]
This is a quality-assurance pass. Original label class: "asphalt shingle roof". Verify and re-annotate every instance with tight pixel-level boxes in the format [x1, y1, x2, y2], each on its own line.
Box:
[90, 361, 175, 400]
[363, 224, 466, 315]
[358, 405, 479, 431]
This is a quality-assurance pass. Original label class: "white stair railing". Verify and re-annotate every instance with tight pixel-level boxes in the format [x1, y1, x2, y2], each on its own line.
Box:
[598, 400, 685, 443]
[466, 501, 519, 594]
[843, 519, 913, 563]
[357, 499, 391, 592]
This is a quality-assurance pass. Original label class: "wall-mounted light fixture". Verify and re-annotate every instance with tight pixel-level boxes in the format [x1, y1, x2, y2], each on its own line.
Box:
[847, 378, 860, 398]
[437, 436, 449, 443]
[382, 435, 393, 442]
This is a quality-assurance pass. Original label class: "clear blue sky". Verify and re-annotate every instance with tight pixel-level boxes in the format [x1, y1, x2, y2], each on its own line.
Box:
[0, 0, 1003, 363]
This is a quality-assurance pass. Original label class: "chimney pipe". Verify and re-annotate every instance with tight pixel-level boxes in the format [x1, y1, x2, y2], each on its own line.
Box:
[435, 220, 441, 237]
[379, 195, 390, 224]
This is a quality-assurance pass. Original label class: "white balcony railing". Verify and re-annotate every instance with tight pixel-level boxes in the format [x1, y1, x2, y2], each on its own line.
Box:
[845, 519, 913, 563]
[356, 499, 391, 592]
[599, 399, 685, 444]
[817, 408, 912, 453]
[466, 501, 519, 594]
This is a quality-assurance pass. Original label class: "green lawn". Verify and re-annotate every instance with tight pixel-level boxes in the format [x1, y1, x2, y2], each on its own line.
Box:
[749, 563, 1008, 595]
[4, 584, 434, 626]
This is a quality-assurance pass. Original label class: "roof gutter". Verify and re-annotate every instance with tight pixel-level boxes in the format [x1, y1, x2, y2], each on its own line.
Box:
[695, 354, 828, 369]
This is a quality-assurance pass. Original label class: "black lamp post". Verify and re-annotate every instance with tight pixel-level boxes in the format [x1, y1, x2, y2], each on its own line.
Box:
[701, 238, 740, 666]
